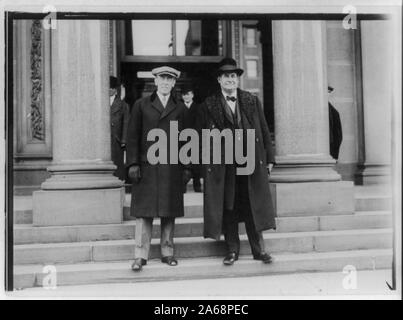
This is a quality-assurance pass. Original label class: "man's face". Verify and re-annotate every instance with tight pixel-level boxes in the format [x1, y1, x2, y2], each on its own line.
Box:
[109, 88, 117, 97]
[182, 91, 194, 104]
[155, 74, 176, 95]
[217, 72, 239, 92]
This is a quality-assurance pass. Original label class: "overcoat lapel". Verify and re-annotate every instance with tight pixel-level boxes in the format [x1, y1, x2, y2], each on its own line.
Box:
[205, 93, 225, 130]
[160, 95, 178, 120]
[237, 89, 255, 127]
[111, 97, 121, 114]
[150, 92, 164, 114]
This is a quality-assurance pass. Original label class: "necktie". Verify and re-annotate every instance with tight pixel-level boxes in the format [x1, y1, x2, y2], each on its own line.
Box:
[226, 96, 237, 102]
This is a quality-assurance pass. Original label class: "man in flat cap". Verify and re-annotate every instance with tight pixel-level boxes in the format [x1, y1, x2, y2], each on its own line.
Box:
[126, 66, 191, 271]
[110, 76, 130, 181]
[196, 58, 276, 266]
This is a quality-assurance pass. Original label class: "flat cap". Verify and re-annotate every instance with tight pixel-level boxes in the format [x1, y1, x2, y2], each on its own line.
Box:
[151, 66, 181, 78]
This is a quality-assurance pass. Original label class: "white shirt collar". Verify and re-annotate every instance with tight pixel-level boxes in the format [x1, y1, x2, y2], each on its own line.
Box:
[110, 95, 116, 106]
[157, 92, 170, 107]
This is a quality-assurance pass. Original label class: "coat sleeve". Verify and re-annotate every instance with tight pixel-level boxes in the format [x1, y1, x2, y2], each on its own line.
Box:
[120, 101, 130, 145]
[126, 99, 142, 167]
[255, 96, 275, 164]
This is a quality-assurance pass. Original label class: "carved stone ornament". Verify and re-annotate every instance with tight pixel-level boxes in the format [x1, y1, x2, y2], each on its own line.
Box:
[30, 19, 44, 141]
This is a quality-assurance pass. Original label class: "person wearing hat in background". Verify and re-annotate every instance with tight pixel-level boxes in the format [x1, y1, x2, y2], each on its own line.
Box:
[181, 84, 202, 193]
[126, 66, 192, 272]
[196, 58, 276, 266]
[328, 86, 343, 161]
[110, 76, 130, 181]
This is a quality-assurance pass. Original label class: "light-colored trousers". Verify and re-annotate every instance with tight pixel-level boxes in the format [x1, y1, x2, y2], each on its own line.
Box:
[134, 217, 175, 260]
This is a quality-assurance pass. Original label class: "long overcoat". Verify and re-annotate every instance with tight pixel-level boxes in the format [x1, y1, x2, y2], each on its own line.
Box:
[197, 89, 276, 240]
[126, 91, 187, 218]
[110, 96, 130, 180]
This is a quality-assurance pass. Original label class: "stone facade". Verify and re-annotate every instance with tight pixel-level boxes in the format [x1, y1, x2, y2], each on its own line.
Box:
[13, 18, 393, 226]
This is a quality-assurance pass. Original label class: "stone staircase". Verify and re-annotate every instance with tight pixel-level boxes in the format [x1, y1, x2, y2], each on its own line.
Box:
[13, 185, 393, 289]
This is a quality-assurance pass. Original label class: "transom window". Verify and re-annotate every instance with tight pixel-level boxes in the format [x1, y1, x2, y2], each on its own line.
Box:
[124, 20, 225, 58]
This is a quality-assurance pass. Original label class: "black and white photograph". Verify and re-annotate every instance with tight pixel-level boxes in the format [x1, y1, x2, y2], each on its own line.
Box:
[0, 0, 401, 303]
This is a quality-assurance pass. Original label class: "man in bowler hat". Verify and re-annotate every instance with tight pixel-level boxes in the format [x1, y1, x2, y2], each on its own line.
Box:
[196, 58, 276, 265]
[110, 76, 130, 181]
[126, 66, 192, 272]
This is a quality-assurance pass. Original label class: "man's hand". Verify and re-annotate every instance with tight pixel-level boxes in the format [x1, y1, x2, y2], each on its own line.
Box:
[128, 165, 141, 183]
[183, 169, 192, 185]
[267, 163, 274, 174]
[121, 143, 126, 149]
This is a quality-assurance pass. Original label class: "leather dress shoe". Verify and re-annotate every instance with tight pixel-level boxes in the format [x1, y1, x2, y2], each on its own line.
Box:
[161, 256, 178, 266]
[253, 252, 273, 264]
[131, 258, 147, 272]
[223, 252, 238, 266]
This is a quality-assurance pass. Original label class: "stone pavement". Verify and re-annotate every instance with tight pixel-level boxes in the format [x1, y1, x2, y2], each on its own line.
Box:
[7, 269, 399, 299]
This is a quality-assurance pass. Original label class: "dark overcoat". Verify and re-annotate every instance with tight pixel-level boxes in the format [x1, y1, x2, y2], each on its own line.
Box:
[126, 91, 186, 218]
[329, 103, 343, 160]
[197, 89, 276, 240]
[110, 96, 130, 180]
[184, 102, 201, 179]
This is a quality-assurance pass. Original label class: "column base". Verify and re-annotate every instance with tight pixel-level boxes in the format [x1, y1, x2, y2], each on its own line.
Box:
[33, 187, 125, 226]
[270, 156, 341, 182]
[355, 163, 391, 185]
[269, 181, 354, 217]
[33, 161, 125, 226]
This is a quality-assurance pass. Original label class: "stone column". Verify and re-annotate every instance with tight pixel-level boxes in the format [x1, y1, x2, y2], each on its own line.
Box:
[33, 20, 124, 226]
[356, 21, 392, 185]
[270, 20, 354, 216]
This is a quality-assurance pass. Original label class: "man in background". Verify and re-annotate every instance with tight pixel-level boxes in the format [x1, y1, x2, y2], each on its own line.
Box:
[181, 84, 202, 193]
[110, 76, 130, 180]
[328, 86, 343, 161]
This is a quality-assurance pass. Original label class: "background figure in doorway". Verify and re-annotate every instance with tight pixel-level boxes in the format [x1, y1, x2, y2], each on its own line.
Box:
[110, 76, 130, 180]
[181, 84, 202, 193]
[328, 86, 343, 161]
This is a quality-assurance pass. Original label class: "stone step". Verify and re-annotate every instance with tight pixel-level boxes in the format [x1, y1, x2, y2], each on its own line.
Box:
[13, 193, 392, 224]
[14, 228, 393, 265]
[354, 195, 392, 212]
[13, 248, 392, 289]
[14, 211, 392, 245]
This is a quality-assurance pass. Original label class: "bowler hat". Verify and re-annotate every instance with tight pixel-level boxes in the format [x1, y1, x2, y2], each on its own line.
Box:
[110, 76, 120, 89]
[180, 83, 195, 94]
[152, 66, 181, 78]
[217, 58, 244, 76]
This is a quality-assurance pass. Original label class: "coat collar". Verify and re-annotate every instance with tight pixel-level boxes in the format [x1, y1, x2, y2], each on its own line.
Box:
[205, 89, 255, 129]
[111, 96, 122, 113]
[150, 90, 179, 119]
